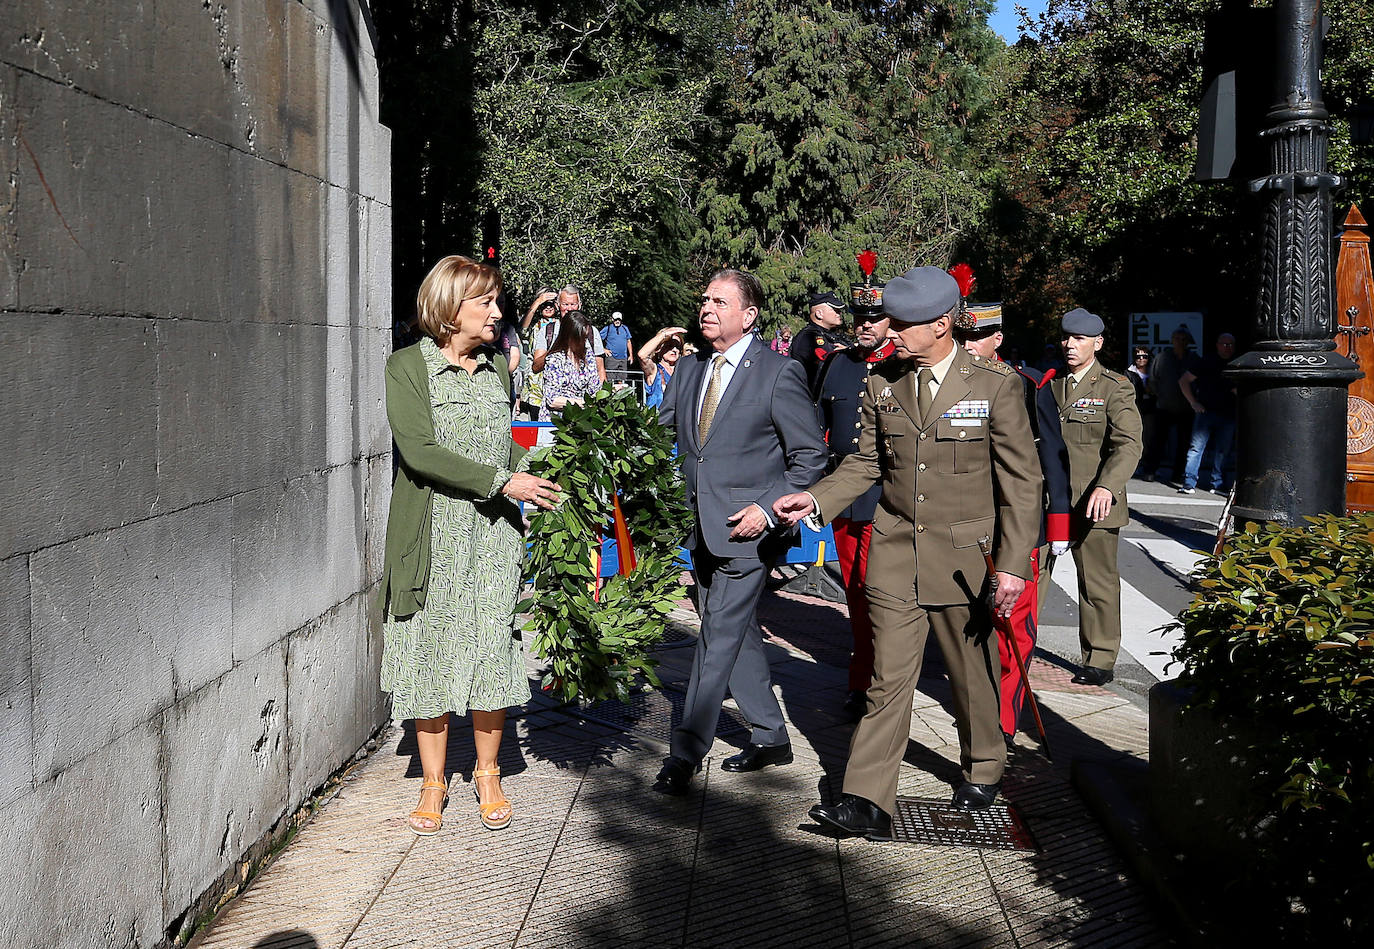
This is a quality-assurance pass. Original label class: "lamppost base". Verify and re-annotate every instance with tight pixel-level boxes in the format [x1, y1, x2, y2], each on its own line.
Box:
[1224, 351, 1361, 526]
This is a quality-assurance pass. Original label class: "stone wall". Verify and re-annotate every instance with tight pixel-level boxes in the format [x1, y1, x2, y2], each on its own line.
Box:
[0, 2, 392, 946]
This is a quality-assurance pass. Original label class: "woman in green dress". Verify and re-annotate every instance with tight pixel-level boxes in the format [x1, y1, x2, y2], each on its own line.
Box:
[378, 255, 561, 835]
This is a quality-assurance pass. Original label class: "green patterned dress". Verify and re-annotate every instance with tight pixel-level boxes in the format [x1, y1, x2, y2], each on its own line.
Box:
[382, 340, 532, 719]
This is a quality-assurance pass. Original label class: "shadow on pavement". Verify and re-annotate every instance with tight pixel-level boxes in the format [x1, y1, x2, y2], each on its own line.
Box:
[250, 932, 319, 949]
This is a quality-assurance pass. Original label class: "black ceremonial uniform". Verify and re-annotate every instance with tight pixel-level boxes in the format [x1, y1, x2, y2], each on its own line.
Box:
[792, 323, 846, 391]
[814, 345, 892, 521]
[1011, 363, 1073, 547]
[813, 341, 895, 699]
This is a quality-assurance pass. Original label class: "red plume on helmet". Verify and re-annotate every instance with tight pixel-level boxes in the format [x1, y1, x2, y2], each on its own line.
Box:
[948, 263, 977, 331]
[856, 250, 878, 281]
[948, 263, 975, 299]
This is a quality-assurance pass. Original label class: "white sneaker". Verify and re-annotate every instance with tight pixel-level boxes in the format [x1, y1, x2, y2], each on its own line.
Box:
[1178, 487, 1195, 494]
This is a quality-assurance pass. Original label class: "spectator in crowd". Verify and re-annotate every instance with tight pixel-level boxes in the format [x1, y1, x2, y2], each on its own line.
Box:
[1144, 327, 1197, 483]
[1126, 346, 1156, 477]
[518, 290, 559, 420]
[532, 284, 607, 382]
[600, 311, 634, 383]
[638, 325, 686, 409]
[1177, 333, 1238, 494]
[770, 326, 793, 355]
[378, 254, 561, 835]
[791, 291, 848, 389]
[538, 309, 603, 421]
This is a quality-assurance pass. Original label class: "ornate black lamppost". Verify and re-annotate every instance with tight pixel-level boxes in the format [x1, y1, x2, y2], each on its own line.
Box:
[1225, 0, 1360, 526]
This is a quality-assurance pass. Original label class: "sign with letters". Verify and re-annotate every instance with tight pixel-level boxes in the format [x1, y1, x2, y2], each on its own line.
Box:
[1129, 312, 1205, 355]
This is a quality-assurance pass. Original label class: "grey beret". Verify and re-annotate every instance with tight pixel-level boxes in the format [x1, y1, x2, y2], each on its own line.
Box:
[1061, 307, 1105, 336]
[882, 266, 960, 325]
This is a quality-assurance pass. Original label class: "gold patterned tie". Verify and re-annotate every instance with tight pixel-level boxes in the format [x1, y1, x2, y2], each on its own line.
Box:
[917, 368, 935, 423]
[698, 354, 728, 442]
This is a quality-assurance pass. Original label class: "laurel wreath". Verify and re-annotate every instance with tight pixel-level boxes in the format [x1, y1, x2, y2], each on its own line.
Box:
[519, 386, 693, 704]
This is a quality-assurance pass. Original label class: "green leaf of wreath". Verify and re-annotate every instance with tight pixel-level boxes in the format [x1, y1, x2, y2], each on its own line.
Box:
[522, 386, 693, 704]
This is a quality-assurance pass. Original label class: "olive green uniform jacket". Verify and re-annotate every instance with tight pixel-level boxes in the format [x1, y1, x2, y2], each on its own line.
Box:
[377, 343, 526, 618]
[810, 347, 1043, 605]
[1052, 363, 1142, 533]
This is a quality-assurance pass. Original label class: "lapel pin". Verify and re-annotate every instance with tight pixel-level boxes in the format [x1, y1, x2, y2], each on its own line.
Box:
[743, 359, 752, 368]
[881, 386, 892, 398]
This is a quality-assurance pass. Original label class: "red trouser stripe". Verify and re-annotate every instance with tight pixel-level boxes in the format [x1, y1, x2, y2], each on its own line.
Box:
[830, 516, 875, 692]
[996, 547, 1040, 736]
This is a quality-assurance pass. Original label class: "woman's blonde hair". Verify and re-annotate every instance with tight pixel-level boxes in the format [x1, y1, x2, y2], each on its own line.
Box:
[416, 254, 503, 343]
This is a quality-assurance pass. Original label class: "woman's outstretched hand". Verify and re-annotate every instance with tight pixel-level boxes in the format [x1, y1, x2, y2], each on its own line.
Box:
[503, 473, 562, 510]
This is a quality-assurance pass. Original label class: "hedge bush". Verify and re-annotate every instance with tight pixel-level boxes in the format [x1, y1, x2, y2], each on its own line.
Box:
[1171, 514, 1374, 937]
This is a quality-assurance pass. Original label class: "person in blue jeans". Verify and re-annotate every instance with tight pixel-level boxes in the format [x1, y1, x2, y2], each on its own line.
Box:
[1178, 333, 1237, 494]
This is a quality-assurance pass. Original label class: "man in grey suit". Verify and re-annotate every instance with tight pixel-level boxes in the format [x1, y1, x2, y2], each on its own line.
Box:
[654, 269, 828, 794]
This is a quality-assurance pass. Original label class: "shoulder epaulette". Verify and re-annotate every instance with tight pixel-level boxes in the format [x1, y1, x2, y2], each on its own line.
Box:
[970, 354, 1015, 376]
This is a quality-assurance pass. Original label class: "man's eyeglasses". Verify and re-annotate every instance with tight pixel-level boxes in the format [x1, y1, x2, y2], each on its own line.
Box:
[1134, 352, 1151, 359]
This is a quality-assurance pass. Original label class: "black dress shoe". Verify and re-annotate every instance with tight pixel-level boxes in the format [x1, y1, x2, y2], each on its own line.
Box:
[1071, 666, 1115, 686]
[809, 794, 891, 839]
[653, 756, 700, 796]
[951, 782, 1001, 809]
[1003, 732, 1016, 752]
[842, 690, 868, 722]
[721, 742, 793, 773]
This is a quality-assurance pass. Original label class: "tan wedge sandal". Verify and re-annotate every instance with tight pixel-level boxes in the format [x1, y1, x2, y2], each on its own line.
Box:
[408, 778, 448, 837]
[473, 767, 512, 831]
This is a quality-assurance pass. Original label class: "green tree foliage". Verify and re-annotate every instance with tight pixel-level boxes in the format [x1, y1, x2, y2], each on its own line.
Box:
[694, 0, 1000, 327]
[1325, 0, 1374, 207]
[375, 0, 724, 330]
[852, 2, 1002, 275]
[692, 0, 877, 323]
[966, 0, 1374, 352]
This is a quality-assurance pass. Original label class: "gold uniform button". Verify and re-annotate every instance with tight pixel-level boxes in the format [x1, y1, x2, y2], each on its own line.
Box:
[958, 430, 967, 439]
[855, 421, 862, 428]
[919, 432, 928, 440]
[918, 463, 927, 471]
[917, 494, 926, 502]
[916, 524, 926, 533]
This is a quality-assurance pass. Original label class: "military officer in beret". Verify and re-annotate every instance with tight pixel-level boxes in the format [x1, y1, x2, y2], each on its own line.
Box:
[1048, 307, 1143, 686]
[813, 277, 895, 720]
[775, 266, 1043, 836]
[791, 290, 849, 391]
[956, 303, 1073, 744]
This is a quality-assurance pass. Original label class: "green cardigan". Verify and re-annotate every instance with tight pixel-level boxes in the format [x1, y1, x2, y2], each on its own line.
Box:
[377, 341, 529, 617]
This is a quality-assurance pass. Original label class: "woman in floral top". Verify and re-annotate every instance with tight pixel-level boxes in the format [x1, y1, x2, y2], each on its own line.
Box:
[538, 309, 603, 420]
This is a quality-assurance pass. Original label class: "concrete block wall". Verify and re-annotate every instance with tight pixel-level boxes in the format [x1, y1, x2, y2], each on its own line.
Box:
[0, 3, 392, 946]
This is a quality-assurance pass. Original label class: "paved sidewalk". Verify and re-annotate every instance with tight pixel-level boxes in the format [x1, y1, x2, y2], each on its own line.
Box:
[195, 588, 1170, 948]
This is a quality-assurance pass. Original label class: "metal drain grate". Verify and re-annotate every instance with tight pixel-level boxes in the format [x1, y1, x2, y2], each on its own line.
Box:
[888, 797, 1036, 851]
[579, 687, 748, 740]
[659, 624, 695, 646]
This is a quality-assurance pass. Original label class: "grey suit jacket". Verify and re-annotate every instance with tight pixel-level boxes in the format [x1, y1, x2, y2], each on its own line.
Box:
[660, 337, 827, 559]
